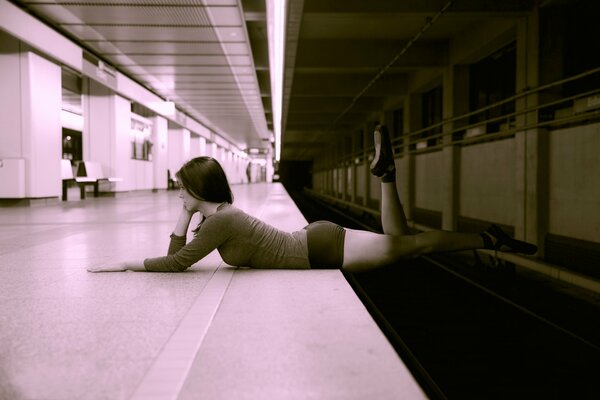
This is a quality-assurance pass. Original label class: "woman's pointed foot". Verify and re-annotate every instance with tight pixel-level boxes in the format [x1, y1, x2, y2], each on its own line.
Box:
[370, 125, 396, 181]
[481, 224, 538, 255]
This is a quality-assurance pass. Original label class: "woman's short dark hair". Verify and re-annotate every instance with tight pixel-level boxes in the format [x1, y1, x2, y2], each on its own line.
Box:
[176, 157, 234, 204]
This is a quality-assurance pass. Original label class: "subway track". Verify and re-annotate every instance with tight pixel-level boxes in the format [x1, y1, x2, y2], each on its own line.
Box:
[288, 189, 600, 400]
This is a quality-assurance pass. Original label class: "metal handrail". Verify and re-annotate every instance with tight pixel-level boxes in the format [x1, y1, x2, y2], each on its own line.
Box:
[323, 67, 600, 168]
[401, 64, 600, 143]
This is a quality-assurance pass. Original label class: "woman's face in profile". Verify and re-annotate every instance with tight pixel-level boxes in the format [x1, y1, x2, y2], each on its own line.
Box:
[178, 185, 201, 212]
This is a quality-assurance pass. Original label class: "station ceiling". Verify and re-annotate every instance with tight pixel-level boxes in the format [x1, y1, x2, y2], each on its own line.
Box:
[13, 0, 533, 161]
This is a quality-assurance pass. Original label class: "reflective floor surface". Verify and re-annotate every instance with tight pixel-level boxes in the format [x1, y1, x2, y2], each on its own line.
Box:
[0, 183, 424, 400]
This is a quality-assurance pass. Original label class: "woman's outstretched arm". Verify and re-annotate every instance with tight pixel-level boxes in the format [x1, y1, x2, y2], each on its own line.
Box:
[87, 260, 144, 272]
[88, 207, 197, 273]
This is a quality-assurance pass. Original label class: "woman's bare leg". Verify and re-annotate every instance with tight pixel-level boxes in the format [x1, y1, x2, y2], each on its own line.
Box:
[342, 228, 485, 273]
[381, 179, 411, 236]
[343, 125, 535, 273]
[371, 125, 411, 235]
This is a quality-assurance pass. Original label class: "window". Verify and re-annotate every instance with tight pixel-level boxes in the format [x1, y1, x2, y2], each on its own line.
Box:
[420, 85, 443, 148]
[564, 2, 600, 96]
[469, 42, 516, 133]
[62, 128, 82, 161]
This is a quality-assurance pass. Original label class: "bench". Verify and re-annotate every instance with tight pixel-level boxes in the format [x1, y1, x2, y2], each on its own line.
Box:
[76, 161, 123, 198]
[61, 159, 96, 201]
[61, 160, 122, 200]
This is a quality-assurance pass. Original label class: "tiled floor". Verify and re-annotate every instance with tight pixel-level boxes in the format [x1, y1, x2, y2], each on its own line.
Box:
[1, 188, 218, 399]
[0, 183, 424, 399]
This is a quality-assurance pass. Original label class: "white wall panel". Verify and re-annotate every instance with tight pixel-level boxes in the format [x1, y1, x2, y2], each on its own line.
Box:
[369, 166, 380, 204]
[356, 165, 366, 201]
[460, 139, 516, 225]
[549, 124, 600, 242]
[0, 159, 25, 198]
[396, 157, 411, 208]
[414, 151, 443, 211]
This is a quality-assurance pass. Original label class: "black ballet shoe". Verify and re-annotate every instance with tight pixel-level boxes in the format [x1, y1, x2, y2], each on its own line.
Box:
[370, 125, 396, 179]
[481, 224, 538, 255]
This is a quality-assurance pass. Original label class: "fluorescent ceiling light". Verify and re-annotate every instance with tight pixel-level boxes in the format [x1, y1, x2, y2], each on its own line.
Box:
[267, 0, 287, 161]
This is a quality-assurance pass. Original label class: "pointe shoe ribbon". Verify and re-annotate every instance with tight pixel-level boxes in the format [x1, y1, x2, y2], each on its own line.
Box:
[482, 224, 538, 255]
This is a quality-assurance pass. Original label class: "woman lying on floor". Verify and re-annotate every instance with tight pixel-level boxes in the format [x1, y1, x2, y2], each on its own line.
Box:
[88, 126, 536, 274]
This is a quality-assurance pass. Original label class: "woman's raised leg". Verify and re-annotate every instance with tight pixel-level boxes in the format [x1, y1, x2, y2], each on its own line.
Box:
[380, 180, 411, 236]
[341, 125, 537, 274]
[371, 125, 410, 235]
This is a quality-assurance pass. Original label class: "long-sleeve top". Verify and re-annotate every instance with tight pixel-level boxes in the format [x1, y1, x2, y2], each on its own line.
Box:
[143, 204, 311, 271]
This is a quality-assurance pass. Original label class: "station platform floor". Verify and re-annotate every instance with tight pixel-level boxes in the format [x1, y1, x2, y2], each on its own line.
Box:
[0, 183, 425, 400]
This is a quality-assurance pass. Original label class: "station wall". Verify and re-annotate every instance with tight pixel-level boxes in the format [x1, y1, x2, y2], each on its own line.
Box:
[309, 5, 600, 265]
[0, 28, 251, 201]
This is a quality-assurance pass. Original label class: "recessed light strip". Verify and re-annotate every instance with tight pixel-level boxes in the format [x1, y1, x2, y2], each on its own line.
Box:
[267, 0, 287, 161]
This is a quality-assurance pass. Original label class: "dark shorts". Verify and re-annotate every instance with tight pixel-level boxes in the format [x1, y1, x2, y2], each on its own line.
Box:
[304, 221, 346, 269]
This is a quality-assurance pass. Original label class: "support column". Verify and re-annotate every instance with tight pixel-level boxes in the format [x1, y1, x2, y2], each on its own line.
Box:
[151, 115, 168, 190]
[25, 51, 62, 198]
[84, 78, 131, 191]
[359, 127, 369, 206]
[226, 149, 234, 182]
[515, 9, 548, 255]
[0, 34, 61, 200]
[199, 136, 207, 156]
[441, 67, 460, 231]
[167, 128, 191, 177]
[350, 131, 358, 204]
[400, 96, 418, 223]
[335, 143, 339, 196]
[331, 142, 337, 197]
[190, 136, 200, 159]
